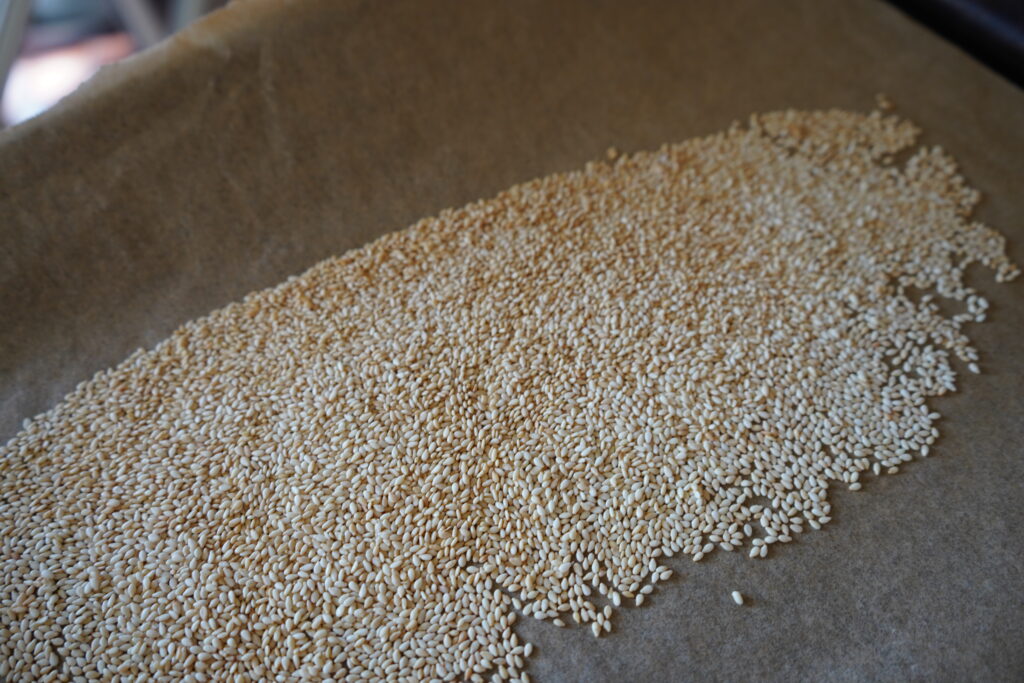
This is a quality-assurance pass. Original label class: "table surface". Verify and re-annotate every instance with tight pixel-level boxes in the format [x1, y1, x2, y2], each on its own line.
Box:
[1, 0, 1022, 680]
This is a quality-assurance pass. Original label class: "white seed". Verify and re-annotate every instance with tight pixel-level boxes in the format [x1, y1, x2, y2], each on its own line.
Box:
[0, 108, 1010, 682]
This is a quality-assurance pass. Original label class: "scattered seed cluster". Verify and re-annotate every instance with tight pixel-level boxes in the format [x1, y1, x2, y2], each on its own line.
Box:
[1, 108, 1017, 681]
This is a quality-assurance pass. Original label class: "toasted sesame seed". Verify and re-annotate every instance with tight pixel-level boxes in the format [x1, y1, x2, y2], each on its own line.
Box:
[0, 107, 1012, 681]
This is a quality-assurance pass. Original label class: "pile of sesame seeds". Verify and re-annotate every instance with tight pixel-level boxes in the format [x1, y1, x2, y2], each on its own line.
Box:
[1, 108, 1017, 681]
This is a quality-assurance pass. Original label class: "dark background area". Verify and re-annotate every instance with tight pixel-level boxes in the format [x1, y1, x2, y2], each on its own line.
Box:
[887, 0, 1024, 87]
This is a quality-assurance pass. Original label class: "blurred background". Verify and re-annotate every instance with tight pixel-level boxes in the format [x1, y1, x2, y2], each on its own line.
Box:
[0, 0, 225, 127]
[0, 0, 1021, 129]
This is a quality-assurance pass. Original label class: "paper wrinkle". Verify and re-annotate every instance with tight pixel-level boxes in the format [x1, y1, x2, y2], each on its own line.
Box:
[257, 42, 294, 172]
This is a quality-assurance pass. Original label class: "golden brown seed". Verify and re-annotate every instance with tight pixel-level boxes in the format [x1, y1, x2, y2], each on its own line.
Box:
[0, 107, 1014, 680]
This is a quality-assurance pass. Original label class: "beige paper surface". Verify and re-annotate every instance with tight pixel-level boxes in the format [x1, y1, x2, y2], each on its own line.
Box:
[2, 0, 1022, 679]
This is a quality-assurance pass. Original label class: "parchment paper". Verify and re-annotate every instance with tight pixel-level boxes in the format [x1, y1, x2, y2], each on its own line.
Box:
[1, 0, 1022, 680]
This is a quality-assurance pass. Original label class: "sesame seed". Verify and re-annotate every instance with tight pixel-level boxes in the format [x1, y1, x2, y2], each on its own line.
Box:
[0, 107, 1013, 680]
[732, 592, 745, 606]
